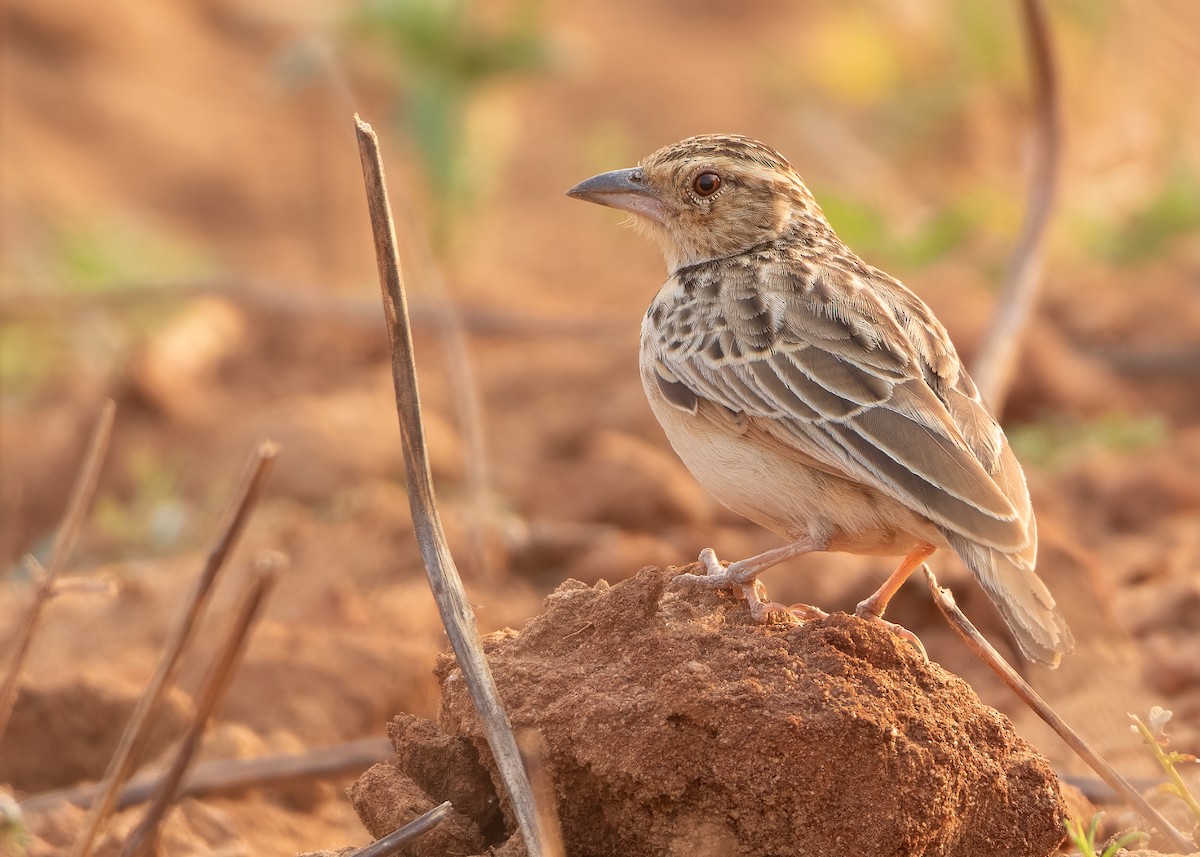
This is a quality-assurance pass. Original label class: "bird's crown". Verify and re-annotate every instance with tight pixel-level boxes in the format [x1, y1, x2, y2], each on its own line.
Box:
[643, 134, 794, 176]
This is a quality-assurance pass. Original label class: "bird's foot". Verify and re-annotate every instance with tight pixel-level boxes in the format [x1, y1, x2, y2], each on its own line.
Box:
[675, 547, 753, 587]
[854, 598, 929, 663]
[677, 548, 811, 626]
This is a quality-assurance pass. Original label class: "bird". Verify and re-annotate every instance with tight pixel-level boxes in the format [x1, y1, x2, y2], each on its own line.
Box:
[566, 133, 1074, 667]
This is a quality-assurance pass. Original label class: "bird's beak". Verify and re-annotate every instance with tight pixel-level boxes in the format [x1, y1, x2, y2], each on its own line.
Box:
[566, 167, 671, 225]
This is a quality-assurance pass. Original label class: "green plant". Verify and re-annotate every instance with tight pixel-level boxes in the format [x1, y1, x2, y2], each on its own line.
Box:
[349, 0, 551, 246]
[1130, 707, 1200, 831]
[817, 187, 977, 270]
[0, 790, 28, 856]
[92, 448, 188, 554]
[1096, 164, 1200, 265]
[1008, 412, 1166, 470]
[51, 220, 210, 292]
[1063, 813, 1146, 857]
[0, 320, 68, 396]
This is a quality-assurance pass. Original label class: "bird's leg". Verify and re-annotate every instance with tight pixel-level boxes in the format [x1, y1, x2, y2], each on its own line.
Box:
[854, 543, 937, 661]
[678, 538, 825, 624]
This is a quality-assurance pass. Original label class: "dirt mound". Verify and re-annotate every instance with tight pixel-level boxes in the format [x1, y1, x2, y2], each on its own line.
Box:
[350, 567, 1067, 857]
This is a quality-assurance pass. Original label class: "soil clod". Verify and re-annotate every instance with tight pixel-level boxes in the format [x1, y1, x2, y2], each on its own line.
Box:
[351, 567, 1068, 857]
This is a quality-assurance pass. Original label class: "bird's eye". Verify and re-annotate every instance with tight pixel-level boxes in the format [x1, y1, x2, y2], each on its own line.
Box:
[692, 172, 721, 197]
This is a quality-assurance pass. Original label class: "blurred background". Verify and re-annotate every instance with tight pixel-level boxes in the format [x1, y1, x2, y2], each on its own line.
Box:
[2, 0, 1199, 852]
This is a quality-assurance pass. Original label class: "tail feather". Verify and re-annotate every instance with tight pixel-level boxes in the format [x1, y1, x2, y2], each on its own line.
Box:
[944, 532, 1074, 667]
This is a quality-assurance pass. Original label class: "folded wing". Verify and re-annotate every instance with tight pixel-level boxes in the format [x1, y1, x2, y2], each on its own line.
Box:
[651, 258, 1029, 555]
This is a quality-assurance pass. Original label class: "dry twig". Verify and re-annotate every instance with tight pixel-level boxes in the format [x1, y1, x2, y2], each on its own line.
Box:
[116, 570, 276, 857]
[69, 442, 278, 857]
[19, 737, 391, 815]
[0, 279, 621, 338]
[972, 0, 1061, 413]
[348, 801, 454, 857]
[922, 566, 1196, 853]
[354, 114, 552, 857]
[0, 399, 116, 748]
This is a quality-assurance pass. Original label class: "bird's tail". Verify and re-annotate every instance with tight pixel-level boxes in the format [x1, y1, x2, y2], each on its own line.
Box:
[944, 533, 1074, 668]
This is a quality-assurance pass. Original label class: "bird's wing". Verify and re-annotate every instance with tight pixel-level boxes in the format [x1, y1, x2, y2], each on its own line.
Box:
[650, 256, 1028, 553]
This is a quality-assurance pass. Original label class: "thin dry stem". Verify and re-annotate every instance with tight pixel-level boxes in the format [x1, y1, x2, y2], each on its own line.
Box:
[354, 114, 551, 857]
[0, 278, 622, 337]
[69, 442, 278, 857]
[972, 0, 1061, 412]
[0, 399, 116, 747]
[922, 566, 1196, 853]
[117, 570, 277, 857]
[349, 801, 454, 857]
[19, 737, 391, 815]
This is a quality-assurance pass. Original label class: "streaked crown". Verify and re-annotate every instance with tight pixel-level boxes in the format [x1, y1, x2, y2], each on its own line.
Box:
[644, 134, 794, 175]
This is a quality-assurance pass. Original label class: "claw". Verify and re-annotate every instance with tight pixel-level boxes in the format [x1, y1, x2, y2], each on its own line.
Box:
[787, 602, 830, 622]
[855, 600, 929, 662]
[741, 582, 801, 625]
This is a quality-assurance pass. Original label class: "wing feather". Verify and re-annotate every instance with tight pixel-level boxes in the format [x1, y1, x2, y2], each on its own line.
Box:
[651, 258, 1029, 552]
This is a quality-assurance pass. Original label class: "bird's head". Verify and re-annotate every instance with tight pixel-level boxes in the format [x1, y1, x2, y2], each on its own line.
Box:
[567, 134, 827, 272]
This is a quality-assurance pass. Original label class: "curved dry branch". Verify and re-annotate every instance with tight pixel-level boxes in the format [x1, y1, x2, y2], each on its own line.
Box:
[922, 566, 1196, 853]
[971, 0, 1061, 413]
[354, 115, 553, 857]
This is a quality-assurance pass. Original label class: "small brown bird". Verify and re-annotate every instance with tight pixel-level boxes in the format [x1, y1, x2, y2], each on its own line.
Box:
[567, 134, 1074, 666]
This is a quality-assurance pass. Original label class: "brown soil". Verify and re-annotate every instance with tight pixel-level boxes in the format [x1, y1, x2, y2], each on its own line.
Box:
[0, 680, 192, 794]
[352, 568, 1067, 857]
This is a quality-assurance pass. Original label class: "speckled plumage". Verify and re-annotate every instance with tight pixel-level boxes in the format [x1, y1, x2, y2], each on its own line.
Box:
[569, 134, 1073, 666]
